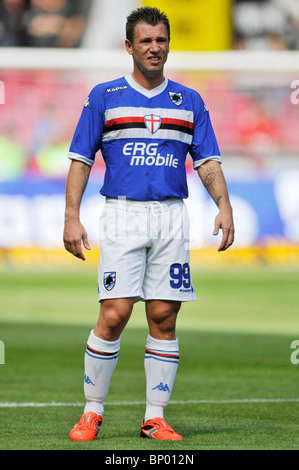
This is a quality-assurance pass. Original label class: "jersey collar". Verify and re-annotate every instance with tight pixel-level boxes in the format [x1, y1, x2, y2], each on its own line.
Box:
[125, 74, 168, 98]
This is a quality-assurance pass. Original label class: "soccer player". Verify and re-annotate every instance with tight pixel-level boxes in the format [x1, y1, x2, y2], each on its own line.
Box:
[64, 7, 234, 441]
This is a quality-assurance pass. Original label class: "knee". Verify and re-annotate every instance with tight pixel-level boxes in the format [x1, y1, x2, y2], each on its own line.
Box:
[146, 300, 181, 340]
[150, 300, 181, 320]
[102, 303, 131, 328]
[95, 299, 133, 340]
[102, 308, 124, 330]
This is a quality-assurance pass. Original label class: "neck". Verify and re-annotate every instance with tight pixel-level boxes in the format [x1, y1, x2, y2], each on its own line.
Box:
[131, 67, 165, 91]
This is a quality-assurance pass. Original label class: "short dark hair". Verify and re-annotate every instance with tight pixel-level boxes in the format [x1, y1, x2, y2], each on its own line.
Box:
[126, 7, 170, 44]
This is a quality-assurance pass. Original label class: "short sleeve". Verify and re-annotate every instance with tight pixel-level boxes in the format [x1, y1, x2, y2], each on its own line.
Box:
[68, 85, 104, 166]
[189, 92, 221, 169]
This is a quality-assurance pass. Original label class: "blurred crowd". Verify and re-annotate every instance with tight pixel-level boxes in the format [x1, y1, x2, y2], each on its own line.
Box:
[0, 0, 92, 47]
[1, 0, 299, 50]
[233, 0, 299, 50]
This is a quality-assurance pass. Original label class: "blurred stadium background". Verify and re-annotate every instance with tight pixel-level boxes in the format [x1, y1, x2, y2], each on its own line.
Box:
[1, 0, 299, 271]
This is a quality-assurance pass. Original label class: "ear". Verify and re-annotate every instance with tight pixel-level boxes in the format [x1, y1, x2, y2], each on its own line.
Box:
[125, 38, 133, 55]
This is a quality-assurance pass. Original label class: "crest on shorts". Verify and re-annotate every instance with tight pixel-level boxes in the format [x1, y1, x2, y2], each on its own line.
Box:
[169, 91, 183, 106]
[104, 272, 116, 291]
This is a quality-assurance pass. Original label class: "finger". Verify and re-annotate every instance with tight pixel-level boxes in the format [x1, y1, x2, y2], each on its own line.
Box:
[218, 234, 228, 252]
[82, 232, 91, 251]
[73, 241, 86, 260]
[218, 228, 234, 251]
[65, 240, 85, 260]
[75, 250, 86, 261]
[213, 219, 220, 236]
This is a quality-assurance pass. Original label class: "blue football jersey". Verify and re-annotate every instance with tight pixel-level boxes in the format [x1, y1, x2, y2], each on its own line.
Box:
[68, 74, 221, 200]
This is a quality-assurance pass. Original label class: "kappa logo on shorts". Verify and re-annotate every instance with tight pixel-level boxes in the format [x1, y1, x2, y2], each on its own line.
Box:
[104, 272, 116, 291]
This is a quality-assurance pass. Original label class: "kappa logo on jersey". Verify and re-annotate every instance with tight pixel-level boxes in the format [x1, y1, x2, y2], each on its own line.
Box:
[104, 272, 116, 291]
[84, 96, 91, 109]
[106, 85, 128, 93]
[144, 114, 161, 134]
[169, 92, 183, 106]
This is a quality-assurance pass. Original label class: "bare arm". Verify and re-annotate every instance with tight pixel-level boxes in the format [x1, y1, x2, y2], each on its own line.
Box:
[63, 160, 91, 260]
[197, 160, 234, 251]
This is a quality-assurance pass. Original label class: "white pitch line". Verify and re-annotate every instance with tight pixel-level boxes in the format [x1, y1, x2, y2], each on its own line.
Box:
[0, 398, 299, 408]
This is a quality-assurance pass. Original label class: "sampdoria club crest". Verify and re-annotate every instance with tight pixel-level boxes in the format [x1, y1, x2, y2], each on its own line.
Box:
[169, 91, 183, 106]
[104, 272, 116, 291]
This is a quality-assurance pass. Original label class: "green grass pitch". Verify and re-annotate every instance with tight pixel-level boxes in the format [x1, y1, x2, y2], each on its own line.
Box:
[0, 267, 299, 450]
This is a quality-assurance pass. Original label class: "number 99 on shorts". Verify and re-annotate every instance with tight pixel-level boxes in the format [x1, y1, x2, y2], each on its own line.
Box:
[169, 263, 191, 290]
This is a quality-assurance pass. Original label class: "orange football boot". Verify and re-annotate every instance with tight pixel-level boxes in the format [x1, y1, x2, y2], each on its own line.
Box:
[69, 412, 102, 441]
[140, 417, 183, 440]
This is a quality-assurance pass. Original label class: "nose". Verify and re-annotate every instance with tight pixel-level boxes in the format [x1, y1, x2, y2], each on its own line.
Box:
[149, 41, 160, 53]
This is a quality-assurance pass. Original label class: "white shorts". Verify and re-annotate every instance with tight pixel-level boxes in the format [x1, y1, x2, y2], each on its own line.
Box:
[97, 197, 196, 303]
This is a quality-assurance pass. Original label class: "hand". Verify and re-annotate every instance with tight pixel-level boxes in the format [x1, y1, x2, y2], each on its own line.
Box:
[63, 219, 90, 261]
[213, 209, 234, 252]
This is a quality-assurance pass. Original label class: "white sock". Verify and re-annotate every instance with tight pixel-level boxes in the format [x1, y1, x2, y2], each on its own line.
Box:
[144, 335, 179, 422]
[83, 329, 120, 417]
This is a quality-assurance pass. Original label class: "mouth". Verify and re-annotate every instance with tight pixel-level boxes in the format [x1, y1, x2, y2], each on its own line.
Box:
[148, 56, 161, 64]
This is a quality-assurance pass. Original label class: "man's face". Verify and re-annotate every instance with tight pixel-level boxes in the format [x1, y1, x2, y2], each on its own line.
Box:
[125, 22, 170, 79]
